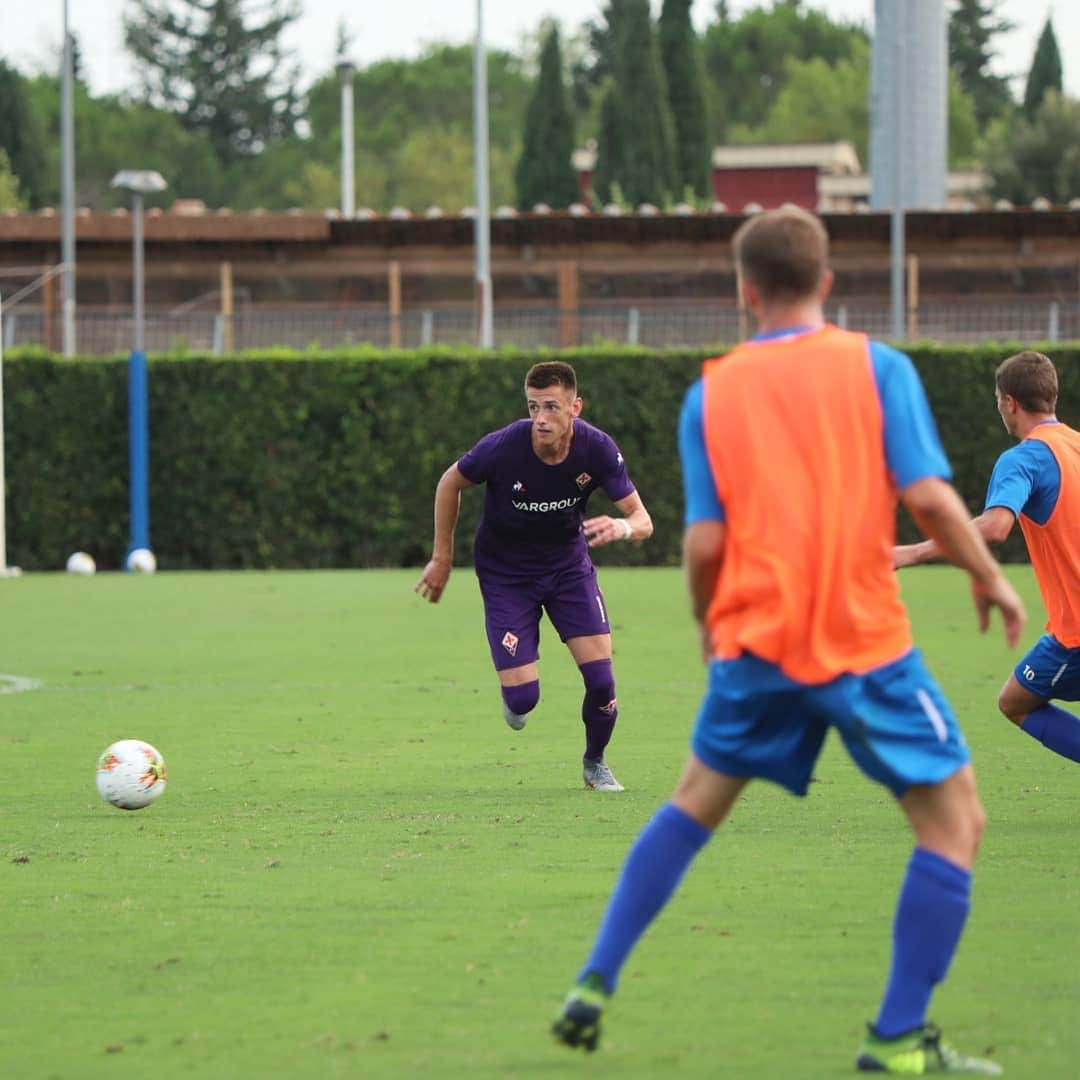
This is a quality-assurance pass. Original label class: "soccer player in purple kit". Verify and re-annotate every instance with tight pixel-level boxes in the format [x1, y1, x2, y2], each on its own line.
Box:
[415, 360, 653, 792]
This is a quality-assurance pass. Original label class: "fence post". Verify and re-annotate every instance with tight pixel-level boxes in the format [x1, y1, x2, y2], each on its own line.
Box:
[211, 314, 225, 355]
[388, 261, 402, 348]
[421, 310, 434, 346]
[627, 307, 640, 345]
[1048, 301, 1060, 344]
[220, 261, 234, 353]
[836, 304, 848, 330]
[906, 254, 919, 339]
[557, 261, 580, 348]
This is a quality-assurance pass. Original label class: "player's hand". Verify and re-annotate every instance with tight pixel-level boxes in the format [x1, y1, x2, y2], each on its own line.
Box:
[583, 515, 631, 548]
[971, 573, 1026, 649]
[415, 557, 451, 603]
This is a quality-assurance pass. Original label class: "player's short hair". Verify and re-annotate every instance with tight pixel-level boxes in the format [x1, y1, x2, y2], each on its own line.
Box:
[996, 350, 1058, 413]
[733, 207, 829, 302]
[525, 361, 578, 395]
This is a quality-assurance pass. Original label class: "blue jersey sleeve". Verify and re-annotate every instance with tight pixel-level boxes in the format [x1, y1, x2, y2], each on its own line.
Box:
[679, 379, 725, 524]
[984, 439, 1060, 525]
[869, 341, 952, 488]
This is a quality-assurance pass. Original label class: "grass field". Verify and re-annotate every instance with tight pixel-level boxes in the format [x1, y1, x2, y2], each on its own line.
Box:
[2, 565, 1077, 1079]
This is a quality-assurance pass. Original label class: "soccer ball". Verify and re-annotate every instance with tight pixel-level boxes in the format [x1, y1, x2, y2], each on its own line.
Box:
[126, 548, 157, 574]
[95, 739, 167, 810]
[66, 551, 96, 575]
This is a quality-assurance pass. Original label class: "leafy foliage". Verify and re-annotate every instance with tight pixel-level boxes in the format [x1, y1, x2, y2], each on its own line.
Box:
[658, 0, 710, 199]
[1021, 17, 1063, 121]
[514, 25, 580, 211]
[123, 0, 302, 167]
[6, 343, 1080, 571]
[0, 60, 49, 208]
[948, 0, 1015, 129]
[984, 92, 1080, 206]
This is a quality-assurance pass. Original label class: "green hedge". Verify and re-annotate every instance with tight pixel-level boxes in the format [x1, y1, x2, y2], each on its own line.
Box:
[3, 342, 1078, 570]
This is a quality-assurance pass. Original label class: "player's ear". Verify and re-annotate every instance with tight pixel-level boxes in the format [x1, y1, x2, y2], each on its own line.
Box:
[817, 267, 834, 302]
[572, 396, 584, 416]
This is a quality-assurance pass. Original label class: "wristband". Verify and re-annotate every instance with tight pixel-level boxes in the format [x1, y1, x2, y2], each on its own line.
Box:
[619, 519, 633, 541]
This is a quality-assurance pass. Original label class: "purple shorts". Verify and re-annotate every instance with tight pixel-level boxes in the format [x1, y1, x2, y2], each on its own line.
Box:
[476, 559, 610, 670]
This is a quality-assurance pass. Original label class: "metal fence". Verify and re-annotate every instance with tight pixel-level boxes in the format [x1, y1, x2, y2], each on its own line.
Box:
[3, 301, 1078, 355]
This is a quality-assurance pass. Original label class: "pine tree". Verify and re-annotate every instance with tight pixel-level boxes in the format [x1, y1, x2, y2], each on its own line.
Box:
[594, 0, 677, 207]
[0, 61, 48, 208]
[948, 0, 1014, 129]
[658, 0, 710, 199]
[514, 25, 580, 210]
[1022, 17, 1062, 121]
[123, 0, 302, 167]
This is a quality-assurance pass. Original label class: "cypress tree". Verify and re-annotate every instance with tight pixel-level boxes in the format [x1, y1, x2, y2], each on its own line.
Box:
[0, 62, 48, 208]
[1022, 17, 1063, 121]
[595, 0, 677, 207]
[658, 0, 710, 199]
[514, 25, 580, 210]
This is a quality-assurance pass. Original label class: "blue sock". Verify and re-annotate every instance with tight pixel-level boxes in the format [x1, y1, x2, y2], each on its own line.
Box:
[873, 848, 972, 1039]
[1020, 704, 1080, 763]
[579, 802, 712, 994]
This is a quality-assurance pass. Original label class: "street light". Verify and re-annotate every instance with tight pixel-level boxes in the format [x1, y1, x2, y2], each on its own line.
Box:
[110, 169, 167, 568]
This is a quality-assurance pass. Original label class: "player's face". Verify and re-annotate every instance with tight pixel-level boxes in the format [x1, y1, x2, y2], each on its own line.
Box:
[526, 383, 582, 447]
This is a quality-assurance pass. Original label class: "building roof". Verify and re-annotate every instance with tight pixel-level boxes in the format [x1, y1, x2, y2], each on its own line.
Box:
[711, 141, 861, 175]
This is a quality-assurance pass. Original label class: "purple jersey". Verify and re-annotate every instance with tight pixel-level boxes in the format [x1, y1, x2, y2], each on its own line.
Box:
[457, 418, 635, 575]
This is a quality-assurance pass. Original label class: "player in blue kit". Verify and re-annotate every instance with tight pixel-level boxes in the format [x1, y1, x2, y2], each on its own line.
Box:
[415, 361, 653, 791]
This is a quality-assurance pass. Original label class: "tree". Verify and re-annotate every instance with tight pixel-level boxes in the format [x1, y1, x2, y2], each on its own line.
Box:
[0, 150, 27, 211]
[1022, 17, 1062, 121]
[0, 61, 49, 208]
[702, 3, 867, 141]
[948, 0, 1014, 129]
[658, 0, 710, 199]
[593, 0, 676, 207]
[123, 0, 302, 167]
[985, 91, 1080, 206]
[514, 24, 579, 210]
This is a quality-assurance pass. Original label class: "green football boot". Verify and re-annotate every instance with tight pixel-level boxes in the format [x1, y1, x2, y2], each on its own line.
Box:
[551, 974, 608, 1052]
[856, 1023, 1003, 1074]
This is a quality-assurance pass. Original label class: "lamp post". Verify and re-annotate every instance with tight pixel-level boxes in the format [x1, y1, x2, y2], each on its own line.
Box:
[110, 169, 167, 567]
[61, 0, 76, 356]
[472, 0, 493, 347]
[337, 56, 355, 218]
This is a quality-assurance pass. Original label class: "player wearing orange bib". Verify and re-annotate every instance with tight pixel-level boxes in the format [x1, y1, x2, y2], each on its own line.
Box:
[551, 207, 1025, 1075]
[896, 350, 1080, 765]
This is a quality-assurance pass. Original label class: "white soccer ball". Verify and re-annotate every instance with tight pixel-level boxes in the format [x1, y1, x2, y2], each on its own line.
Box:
[95, 739, 168, 810]
[126, 548, 157, 574]
[66, 551, 96, 575]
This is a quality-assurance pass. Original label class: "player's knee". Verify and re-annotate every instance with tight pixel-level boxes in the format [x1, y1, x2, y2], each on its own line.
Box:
[502, 680, 540, 717]
[580, 658, 617, 716]
[997, 690, 1028, 726]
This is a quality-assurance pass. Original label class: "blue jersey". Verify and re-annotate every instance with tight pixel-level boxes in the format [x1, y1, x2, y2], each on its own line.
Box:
[984, 428, 1061, 525]
[679, 330, 952, 524]
[457, 418, 634, 575]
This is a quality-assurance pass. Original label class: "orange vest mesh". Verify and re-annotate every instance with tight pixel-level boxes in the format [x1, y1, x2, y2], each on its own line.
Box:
[1018, 423, 1080, 647]
[701, 325, 912, 682]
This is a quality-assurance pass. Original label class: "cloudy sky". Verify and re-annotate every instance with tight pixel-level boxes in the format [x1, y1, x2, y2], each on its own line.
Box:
[1, 1, 1075, 99]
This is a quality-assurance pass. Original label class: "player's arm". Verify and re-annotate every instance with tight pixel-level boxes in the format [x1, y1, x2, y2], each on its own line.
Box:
[893, 505, 1016, 568]
[683, 521, 726, 664]
[583, 490, 653, 547]
[899, 476, 1026, 648]
[414, 463, 475, 603]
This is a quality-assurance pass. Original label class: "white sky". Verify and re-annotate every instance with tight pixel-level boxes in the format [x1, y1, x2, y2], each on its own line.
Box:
[1, 1, 1076, 99]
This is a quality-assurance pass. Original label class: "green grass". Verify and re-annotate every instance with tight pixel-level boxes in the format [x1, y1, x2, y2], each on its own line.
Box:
[2, 566, 1077, 1079]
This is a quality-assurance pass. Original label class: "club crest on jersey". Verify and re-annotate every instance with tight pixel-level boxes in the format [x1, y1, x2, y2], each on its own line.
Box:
[501, 631, 519, 656]
[575, 472, 592, 489]
[512, 480, 526, 492]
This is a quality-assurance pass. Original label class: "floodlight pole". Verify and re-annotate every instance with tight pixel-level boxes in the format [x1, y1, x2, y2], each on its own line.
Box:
[337, 58, 355, 217]
[472, 0, 493, 348]
[61, 0, 76, 356]
[890, 13, 906, 343]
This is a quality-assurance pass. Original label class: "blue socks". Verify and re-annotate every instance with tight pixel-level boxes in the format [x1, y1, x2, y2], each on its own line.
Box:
[580, 659, 618, 761]
[873, 848, 972, 1039]
[579, 802, 712, 994]
[1020, 704, 1080, 763]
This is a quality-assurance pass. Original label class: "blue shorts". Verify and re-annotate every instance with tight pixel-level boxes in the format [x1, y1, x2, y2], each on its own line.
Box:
[476, 559, 609, 671]
[691, 649, 969, 798]
[1014, 633, 1080, 700]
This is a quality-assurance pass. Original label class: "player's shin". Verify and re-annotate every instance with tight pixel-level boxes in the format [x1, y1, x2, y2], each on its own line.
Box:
[580, 659, 617, 761]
